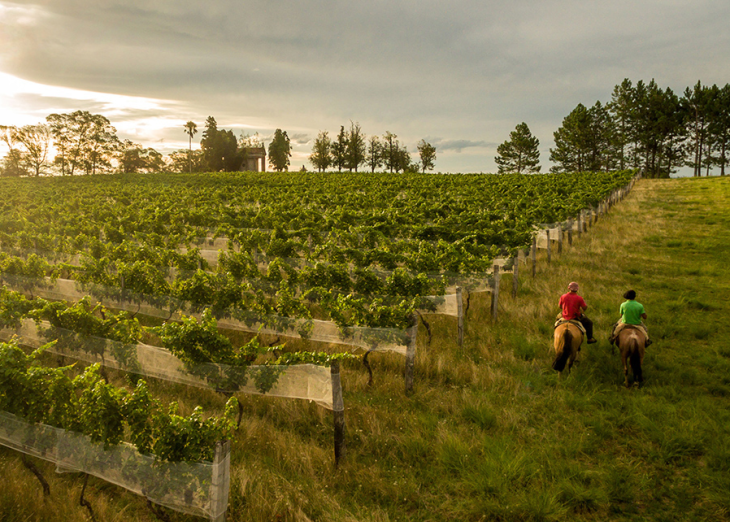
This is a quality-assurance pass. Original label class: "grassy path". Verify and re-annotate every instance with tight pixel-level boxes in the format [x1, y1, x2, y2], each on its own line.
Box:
[2, 176, 730, 522]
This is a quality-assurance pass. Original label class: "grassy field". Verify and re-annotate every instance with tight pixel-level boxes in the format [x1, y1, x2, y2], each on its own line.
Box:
[2, 176, 730, 521]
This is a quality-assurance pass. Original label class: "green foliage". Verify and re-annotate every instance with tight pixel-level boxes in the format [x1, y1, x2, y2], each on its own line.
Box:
[0, 340, 236, 461]
[495, 122, 540, 174]
[268, 129, 292, 172]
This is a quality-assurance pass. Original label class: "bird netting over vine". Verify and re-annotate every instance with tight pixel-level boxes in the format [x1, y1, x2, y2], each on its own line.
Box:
[0, 319, 338, 410]
[0, 274, 418, 355]
[0, 411, 230, 521]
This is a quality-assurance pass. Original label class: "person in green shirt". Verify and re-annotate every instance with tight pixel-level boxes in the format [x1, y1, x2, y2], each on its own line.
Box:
[609, 289, 652, 346]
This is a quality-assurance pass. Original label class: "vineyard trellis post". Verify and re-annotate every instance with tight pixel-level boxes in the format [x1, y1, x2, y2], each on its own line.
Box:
[558, 226, 563, 255]
[511, 256, 518, 299]
[404, 314, 417, 395]
[331, 361, 345, 467]
[531, 236, 537, 278]
[546, 229, 551, 263]
[577, 213, 582, 238]
[491, 265, 500, 322]
[456, 286, 464, 347]
[567, 220, 573, 246]
[210, 440, 231, 522]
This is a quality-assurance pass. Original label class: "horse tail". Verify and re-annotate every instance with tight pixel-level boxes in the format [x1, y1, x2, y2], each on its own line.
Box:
[552, 329, 573, 372]
[629, 338, 642, 382]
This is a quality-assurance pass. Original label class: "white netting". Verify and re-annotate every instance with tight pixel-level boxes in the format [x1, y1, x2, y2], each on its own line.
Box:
[0, 411, 230, 521]
[0, 274, 415, 355]
[0, 319, 336, 410]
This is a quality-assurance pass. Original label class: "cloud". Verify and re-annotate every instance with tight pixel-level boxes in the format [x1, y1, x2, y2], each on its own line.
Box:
[427, 138, 494, 153]
[2, 0, 730, 171]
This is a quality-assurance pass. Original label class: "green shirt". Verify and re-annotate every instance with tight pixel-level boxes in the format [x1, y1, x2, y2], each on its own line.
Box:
[620, 299, 645, 325]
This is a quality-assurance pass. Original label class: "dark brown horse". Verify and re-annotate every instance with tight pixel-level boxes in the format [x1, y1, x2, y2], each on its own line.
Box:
[552, 322, 583, 375]
[617, 327, 645, 387]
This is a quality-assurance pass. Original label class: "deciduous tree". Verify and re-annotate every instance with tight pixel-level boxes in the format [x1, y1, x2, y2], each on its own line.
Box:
[417, 139, 436, 172]
[345, 121, 366, 172]
[367, 135, 383, 173]
[309, 130, 332, 172]
[268, 129, 292, 172]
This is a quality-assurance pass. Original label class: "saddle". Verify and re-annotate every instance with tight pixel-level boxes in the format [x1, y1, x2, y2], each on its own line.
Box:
[554, 317, 587, 337]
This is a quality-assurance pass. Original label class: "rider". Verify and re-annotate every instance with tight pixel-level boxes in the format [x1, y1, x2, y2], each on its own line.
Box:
[558, 281, 597, 344]
[609, 289, 652, 346]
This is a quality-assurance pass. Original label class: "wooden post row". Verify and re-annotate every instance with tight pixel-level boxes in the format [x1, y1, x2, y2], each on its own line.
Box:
[331, 361, 345, 467]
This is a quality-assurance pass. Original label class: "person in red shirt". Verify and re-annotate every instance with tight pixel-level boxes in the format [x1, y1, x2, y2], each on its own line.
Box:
[558, 281, 597, 344]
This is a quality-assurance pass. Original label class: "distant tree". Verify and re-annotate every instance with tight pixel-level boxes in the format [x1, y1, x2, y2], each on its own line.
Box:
[682, 81, 719, 177]
[709, 84, 730, 176]
[331, 126, 347, 172]
[550, 104, 614, 173]
[382, 131, 399, 173]
[183, 121, 198, 173]
[46, 111, 119, 175]
[168, 149, 205, 173]
[366, 135, 383, 173]
[268, 129, 292, 172]
[345, 121, 366, 172]
[309, 130, 332, 172]
[239, 132, 263, 148]
[117, 140, 164, 173]
[607, 79, 637, 170]
[12, 124, 52, 176]
[393, 144, 411, 173]
[200, 116, 241, 172]
[417, 139, 437, 172]
[0, 125, 27, 177]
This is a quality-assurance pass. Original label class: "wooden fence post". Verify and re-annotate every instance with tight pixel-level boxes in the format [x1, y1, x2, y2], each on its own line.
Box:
[558, 226, 563, 254]
[567, 220, 573, 246]
[511, 256, 518, 299]
[577, 214, 582, 238]
[531, 236, 537, 278]
[491, 265, 500, 322]
[210, 440, 231, 522]
[456, 286, 464, 347]
[405, 317, 417, 394]
[331, 361, 345, 467]
[546, 229, 551, 263]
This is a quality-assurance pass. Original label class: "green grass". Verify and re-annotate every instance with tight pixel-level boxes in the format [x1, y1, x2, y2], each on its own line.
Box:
[2, 176, 730, 521]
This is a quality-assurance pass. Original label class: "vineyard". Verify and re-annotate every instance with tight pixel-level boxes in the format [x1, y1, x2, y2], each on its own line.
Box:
[0, 169, 639, 520]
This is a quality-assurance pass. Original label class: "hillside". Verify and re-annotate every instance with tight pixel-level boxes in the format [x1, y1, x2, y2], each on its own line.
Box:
[1, 176, 729, 522]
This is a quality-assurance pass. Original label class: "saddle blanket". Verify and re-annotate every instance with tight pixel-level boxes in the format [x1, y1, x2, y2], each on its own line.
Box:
[553, 317, 586, 337]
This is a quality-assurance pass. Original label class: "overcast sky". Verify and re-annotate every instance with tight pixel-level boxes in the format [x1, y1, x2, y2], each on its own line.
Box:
[1, 0, 729, 172]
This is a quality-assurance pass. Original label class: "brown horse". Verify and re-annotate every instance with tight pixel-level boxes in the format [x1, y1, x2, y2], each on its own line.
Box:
[552, 322, 583, 374]
[617, 327, 645, 387]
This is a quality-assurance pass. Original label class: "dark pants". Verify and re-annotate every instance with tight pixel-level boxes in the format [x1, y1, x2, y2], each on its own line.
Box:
[579, 315, 594, 340]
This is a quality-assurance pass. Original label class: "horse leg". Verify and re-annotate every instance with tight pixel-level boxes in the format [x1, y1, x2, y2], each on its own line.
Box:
[621, 351, 630, 388]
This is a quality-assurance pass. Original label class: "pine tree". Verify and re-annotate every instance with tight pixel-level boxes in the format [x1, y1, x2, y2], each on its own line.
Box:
[495, 122, 540, 174]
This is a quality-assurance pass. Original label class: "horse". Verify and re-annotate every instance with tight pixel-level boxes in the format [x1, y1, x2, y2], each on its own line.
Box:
[616, 326, 645, 388]
[552, 322, 583, 375]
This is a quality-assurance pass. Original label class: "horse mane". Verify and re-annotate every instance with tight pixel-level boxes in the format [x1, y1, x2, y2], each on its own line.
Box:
[552, 328, 573, 372]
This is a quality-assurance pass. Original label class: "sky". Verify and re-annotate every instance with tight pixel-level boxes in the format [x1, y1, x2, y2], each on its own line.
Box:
[1, 0, 729, 173]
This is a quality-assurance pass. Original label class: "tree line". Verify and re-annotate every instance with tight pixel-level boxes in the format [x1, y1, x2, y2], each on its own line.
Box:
[495, 79, 730, 177]
[308, 121, 436, 173]
[0, 112, 294, 177]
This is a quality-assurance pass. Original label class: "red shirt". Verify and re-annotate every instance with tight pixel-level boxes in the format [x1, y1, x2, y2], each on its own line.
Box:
[559, 292, 587, 320]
